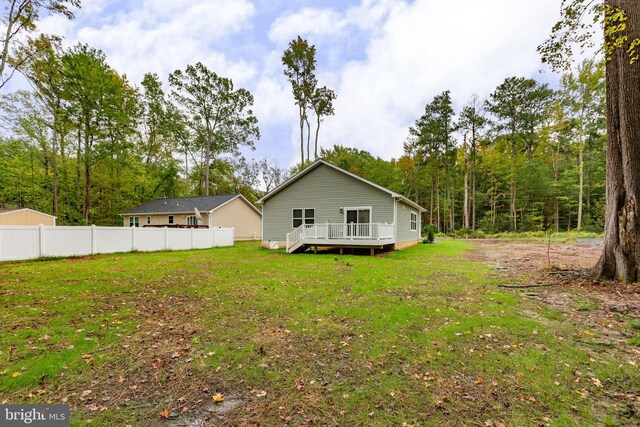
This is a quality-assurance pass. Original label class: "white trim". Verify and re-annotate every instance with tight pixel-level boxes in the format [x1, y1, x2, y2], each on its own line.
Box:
[342, 206, 372, 223]
[292, 207, 315, 228]
[394, 196, 426, 213]
[257, 160, 419, 207]
[343, 206, 373, 238]
[0, 208, 57, 219]
[410, 211, 418, 231]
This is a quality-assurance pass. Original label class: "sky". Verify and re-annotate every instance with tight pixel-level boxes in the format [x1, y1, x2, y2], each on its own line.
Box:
[14, 0, 563, 168]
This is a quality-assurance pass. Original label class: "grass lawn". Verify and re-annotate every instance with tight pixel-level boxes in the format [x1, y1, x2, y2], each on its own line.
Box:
[0, 241, 637, 426]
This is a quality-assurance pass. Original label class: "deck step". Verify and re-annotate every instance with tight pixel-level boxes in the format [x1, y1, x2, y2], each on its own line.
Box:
[286, 240, 305, 253]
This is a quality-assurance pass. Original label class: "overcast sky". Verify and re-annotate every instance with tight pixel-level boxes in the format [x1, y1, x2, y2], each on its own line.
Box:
[16, 0, 562, 168]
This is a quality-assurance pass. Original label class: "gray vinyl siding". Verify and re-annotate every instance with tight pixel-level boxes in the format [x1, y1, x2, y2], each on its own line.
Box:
[396, 200, 421, 243]
[263, 164, 395, 242]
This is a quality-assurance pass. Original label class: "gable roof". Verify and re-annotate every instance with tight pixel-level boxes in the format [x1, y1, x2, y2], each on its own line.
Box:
[121, 194, 261, 216]
[257, 159, 426, 212]
[0, 208, 56, 218]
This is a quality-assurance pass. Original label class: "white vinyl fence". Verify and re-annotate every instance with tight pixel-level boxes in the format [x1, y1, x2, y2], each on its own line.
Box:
[0, 226, 234, 261]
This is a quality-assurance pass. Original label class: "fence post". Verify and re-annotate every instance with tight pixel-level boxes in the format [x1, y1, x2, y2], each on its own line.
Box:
[191, 227, 194, 249]
[212, 228, 217, 248]
[231, 227, 234, 244]
[91, 225, 96, 254]
[132, 226, 136, 251]
[164, 226, 168, 250]
[38, 224, 45, 258]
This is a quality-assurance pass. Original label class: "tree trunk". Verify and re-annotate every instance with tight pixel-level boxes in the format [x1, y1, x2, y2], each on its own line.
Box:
[471, 127, 477, 231]
[83, 121, 91, 224]
[463, 134, 469, 229]
[510, 139, 517, 231]
[299, 106, 305, 166]
[51, 101, 60, 218]
[305, 115, 311, 162]
[204, 119, 212, 196]
[597, 0, 640, 282]
[314, 115, 320, 160]
[577, 133, 584, 229]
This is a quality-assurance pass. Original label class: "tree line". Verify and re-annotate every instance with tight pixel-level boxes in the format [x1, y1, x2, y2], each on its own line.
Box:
[320, 59, 606, 234]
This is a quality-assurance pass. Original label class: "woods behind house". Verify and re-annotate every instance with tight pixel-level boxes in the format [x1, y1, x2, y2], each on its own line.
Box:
[0, 11, 606, 232]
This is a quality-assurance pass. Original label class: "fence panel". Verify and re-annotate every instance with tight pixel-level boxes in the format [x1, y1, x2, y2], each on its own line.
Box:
[94, 227, 132, 254]
[166, 228, 191, 250]
[0, 226, 234, 261]
[0, 227, 40, 260]
[43, 226, 92, 257]
[136, 228, 166, 252]
[215, 228, 234, 247]
[193, 229, 214, 249]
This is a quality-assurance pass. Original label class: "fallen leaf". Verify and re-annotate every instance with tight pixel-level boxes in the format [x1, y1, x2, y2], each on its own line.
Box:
[255, 390, 267, 397]
[212, 393, 224, 404]
[160, 409, 170, 419]
[591, 378, 603, 388]
[11, 372, 22, 378]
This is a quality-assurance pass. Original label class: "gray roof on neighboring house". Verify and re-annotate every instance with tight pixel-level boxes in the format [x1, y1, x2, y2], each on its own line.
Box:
[122, 195, 241, 215]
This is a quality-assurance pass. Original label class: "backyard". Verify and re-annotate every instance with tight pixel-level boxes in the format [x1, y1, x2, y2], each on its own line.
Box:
[0, 240, 638, 426]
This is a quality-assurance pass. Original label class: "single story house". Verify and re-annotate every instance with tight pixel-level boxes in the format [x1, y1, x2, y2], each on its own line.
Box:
[257, 159, 425, 253]
[0, 208, 56, 226]
[121, 194, 262, 240]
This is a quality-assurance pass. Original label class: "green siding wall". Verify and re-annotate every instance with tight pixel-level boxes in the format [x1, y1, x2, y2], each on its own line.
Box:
[396, 200, 421, 243]
[263, 164, 395, 242]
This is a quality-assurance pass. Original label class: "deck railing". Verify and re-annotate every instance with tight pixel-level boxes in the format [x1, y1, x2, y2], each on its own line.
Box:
[286, 223, 394, 252]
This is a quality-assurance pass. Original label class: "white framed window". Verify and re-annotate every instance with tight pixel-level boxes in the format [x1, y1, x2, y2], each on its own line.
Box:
[168, 215, 174, 224]
[187, 216, 198, 226]
[292, 208, 315, 228]
[146, 216, 151, 225]
[410, 212, 417, 231]
[129, 216, 139, 227]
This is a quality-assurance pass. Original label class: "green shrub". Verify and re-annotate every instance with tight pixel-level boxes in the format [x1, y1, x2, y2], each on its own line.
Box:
[423, 224, 436, 243]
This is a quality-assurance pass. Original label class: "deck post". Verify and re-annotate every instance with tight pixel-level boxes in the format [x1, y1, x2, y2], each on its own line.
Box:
[340, 248, 343, 255]
[370, 247, 374, 256]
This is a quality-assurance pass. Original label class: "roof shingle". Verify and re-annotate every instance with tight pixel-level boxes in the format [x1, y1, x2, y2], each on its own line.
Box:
[122, 195, 239, 215]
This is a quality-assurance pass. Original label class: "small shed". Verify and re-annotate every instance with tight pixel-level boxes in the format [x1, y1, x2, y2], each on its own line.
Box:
[0, 208, 57, 226]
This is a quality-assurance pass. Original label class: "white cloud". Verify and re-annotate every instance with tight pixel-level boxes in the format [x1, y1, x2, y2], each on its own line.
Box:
[268, 0, 397, 45]
[318, 0, 560, 159]
[39, 0, 257, 86]
[26, 0, 563, 168]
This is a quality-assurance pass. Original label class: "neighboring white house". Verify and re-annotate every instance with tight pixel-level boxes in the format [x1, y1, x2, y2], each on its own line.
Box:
[257, 160, 425, 253]
[121, 194, 262, 240]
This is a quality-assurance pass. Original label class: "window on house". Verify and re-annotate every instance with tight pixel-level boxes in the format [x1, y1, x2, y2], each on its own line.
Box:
[410, 212, 417, 231]
[129, 216, 139, 227]
[147, 216, 151, 225]
[168, 215, 174, 224]
[187, 216, 198, 226]
[293, 208, 315, 228]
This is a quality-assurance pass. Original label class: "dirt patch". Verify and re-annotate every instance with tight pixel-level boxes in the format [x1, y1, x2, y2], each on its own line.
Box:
[468, 238, 640, 348]
[467, 239, 640, 315]
[468, 239, 640, 421]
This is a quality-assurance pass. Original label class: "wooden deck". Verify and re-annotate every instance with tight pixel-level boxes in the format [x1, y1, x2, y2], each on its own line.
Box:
[286, 223, 394, 253]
